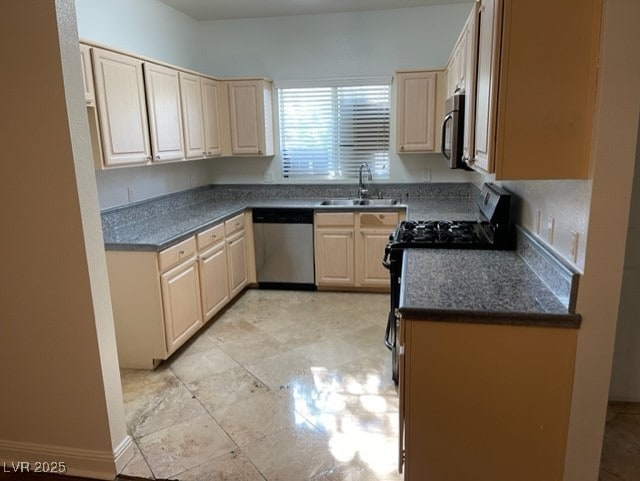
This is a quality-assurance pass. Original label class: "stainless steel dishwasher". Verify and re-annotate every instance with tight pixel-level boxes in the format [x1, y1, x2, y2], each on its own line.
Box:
[252, 208, 316, 290]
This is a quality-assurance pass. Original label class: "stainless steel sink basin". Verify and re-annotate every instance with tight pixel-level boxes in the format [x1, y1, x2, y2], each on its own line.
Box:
[357, 199, 398, 206]
[319, 198, 398, 206]
[319, 199, 358, 206]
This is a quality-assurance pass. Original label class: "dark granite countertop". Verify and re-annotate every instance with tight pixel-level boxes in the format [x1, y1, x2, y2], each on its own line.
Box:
[102, 194, 479, 252]
[399, 249, 580, 327]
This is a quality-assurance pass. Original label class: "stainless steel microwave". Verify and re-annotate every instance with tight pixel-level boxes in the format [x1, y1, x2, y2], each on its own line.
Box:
[441, 93, 469, 170]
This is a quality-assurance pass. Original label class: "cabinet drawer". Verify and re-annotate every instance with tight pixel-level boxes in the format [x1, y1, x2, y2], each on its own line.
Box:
[158, 236, 196, 272]
[315, 212, 355, 227]
[359, 212, 399, 228]
[197, 223, 225, 250]
[225, 213, 245, 236]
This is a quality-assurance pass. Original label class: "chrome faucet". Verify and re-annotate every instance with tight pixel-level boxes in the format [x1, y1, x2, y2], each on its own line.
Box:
[358, 163, 373, 199]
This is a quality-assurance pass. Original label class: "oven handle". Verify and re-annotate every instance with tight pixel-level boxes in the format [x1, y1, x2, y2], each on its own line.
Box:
[382, 245, 392, 270]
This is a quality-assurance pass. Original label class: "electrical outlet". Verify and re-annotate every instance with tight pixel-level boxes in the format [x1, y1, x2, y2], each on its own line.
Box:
[190, 175, 196, 187]
[127, 187, 134, 203]
[570, 230, 580, 263]
[422, 169, 432, 182]
[264, 171, 274, 183]
[546, 216, 555, 244]
[535, 210, 542, 235]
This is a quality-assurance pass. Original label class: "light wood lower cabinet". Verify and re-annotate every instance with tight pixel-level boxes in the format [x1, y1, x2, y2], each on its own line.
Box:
[198, 240, 230, 320]
[314, 210, 402, 290]
[106, 212, 252, 369]
[399, 317, 577, 481]
[227, 229, 248, 297]
[160, 256, 202, 354]
[315, 227, 356, 286]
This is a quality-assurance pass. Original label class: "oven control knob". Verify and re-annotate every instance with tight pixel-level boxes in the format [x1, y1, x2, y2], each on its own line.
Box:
[388, 233, 395, 241]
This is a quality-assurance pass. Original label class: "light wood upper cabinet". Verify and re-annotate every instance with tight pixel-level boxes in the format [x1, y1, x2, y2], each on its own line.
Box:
[227, 80, 275, 156]
[471, 0, 501, 173]
[400, 318, 577, 481]
[144, 63, 185, 162]
[461, 5, 479, 163]
[179, 72, 206, 159]
[202, 78, 222, 157]
[396, 71, 438, 153]
[91, 48, 152, 167]
[79, 44, 95, 105]
[179, 73, 222, 159]
[467, 0, 602, 179]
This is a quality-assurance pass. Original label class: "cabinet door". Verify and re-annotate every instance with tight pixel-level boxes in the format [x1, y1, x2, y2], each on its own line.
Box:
[179, 72, 206, 159]
[403, 320, 576, 481]
[462, 5, 479, 163]
[92, 48, 151, 166]
[358, 229, 392, 288]
[79, 44, 95, 105]
[144, 63, 185, 162]
[160, 257, 202, 354]
[396, 71, 437, 153]
[227, 230, 248, 298]
[471, 0, 501, 173]
[228, 80, 264, 155]
[315, 228, 355, 286]
[199, 241, 230, 321]
[202, 78, 222, 156]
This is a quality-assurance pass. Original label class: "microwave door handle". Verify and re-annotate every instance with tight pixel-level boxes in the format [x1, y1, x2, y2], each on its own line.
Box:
[441, 113, 453, 159]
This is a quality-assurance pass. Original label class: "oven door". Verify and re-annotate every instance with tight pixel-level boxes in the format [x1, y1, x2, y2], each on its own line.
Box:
[383, 245, 402, 384]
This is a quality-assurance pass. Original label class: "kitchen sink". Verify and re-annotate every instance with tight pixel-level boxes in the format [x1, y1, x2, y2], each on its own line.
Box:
[319, 199, 359, 206]
[357, 199, 398, 206]
[319, 198, 398, 206]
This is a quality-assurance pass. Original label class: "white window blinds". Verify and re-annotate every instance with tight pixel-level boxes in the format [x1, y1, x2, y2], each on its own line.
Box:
[277, 80, 390, 180]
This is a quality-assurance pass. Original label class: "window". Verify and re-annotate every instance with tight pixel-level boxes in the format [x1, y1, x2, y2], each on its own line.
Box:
[277, 79, 390, 180]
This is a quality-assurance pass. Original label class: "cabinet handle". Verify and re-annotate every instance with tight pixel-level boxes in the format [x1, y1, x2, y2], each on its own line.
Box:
[179, 249, 185, 255]
[146, 156, 152, 161]
[155, 155, 160, 160]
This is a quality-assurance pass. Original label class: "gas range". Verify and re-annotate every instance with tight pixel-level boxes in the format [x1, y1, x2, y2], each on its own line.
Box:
[393, 219, 490, 247]
[383, 183, 516, 384]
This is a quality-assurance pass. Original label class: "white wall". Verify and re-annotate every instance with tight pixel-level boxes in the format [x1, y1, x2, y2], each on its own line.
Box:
[198, 5, 473, 79]
[75, 0, 211, 209]
[609, 121, 640, 401]
[75, 0, 201, 70]
[96, 160, 212, 210]
[0, 1, 131, 477]
[475, 173, 592, 271]
[563, 1, 640, 478]
[199, 4, 479, 186]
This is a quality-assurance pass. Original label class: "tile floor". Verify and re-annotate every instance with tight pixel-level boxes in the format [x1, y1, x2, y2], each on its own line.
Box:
[599, 401, 640, 481]
[120, 289, 402, 481]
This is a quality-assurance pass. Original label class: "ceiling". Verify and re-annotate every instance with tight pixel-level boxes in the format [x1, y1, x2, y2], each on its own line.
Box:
[157, 0, 468, 21]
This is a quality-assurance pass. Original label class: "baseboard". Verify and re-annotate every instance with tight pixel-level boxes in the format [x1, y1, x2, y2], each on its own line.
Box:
[0, 436, 133, 480]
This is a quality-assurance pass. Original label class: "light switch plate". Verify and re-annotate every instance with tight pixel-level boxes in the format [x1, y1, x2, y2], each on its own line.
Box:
[570, 230, 580, 262]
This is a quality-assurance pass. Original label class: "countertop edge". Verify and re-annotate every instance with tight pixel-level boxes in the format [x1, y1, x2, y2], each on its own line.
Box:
[398, 307, 582, 328]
